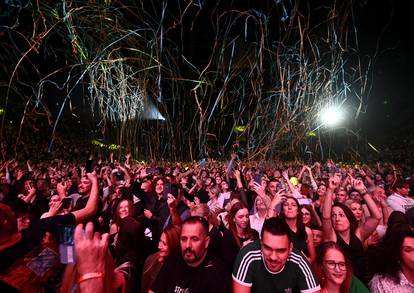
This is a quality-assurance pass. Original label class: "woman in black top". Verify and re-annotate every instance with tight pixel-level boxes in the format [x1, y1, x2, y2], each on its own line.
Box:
[322, 174, 381, 283]
[109, 199, 146, 292]
[279, 196, 316, 263]
[221, 201, 259, 271]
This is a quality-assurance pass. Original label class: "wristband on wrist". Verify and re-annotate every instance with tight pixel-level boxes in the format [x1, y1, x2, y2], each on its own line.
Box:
[78, 272, 105, 284]
[360, 190, 368, 196]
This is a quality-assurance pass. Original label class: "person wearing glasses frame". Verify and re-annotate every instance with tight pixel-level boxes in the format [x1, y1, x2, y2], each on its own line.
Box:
[314, 242, 368, 293]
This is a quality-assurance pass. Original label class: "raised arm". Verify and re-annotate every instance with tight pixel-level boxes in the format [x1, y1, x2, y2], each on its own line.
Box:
[72, 172, 100, 224]
[310, 203, 322, 227]
[298, 166, 306, 181]
[18, 183, 37, 203]
[234, 169, 245, 190]
[176, 167, 194, 181]
[305, 226, 316, 264]
[322, 173, 341, 242]
[304, 166, 318, 192]
[282, 170, 295, 193]
[167, 194, 182, 226]
[118, 165, 131, 188]
[351, 177, 381, 242]
[359, 168, 374, 187]
[267, 189, 285, 218]
[373, 190, 389, 225]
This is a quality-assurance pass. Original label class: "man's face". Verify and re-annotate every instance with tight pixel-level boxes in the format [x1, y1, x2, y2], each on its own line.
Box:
[396, 185, 410, 197]
[36, 179, 48, 192]
[261, 231, 292, 273]
[349, 191, 360, 201]
[375, 174, 383, 183]
[336, 190, 348, 203]
[268, 181, 278, 195]
[312, 229, 323, 247]
[78, 176, 92, 195]
[180, 222, 209, 267]
[200, 171, 208, 179]
[274, 170, 281, 178]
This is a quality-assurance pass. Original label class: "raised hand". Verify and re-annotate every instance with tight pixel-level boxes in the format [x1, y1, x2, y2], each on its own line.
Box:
[143, 209, 153, 219]
[49, 200, 63, 216]
[74, 222, 109, 276]
[57, 180, 68, 196]
[167, 194, 177, 209]
[86, 171, 98, 183]
[350, 176, 367, 194]
[328, 173, 341, 190]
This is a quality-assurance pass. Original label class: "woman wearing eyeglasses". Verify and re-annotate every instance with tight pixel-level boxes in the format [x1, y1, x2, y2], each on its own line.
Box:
[322, 174, 381, 283]
[314, 241, 369, 293]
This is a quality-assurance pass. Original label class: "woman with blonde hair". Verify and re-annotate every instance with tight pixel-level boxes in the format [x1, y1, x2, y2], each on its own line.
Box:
[249, 194, 271, 234]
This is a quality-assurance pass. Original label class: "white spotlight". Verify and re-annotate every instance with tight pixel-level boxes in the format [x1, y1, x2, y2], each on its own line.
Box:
[319, 105, 344, 127]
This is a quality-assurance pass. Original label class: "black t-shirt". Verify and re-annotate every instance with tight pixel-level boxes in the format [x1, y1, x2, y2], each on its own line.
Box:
[195, 189, 209, 203]
[221, 229, 259, 272]
[113, 216, 146, 266]
[208, 225, 223, 259]
[151, 252, 231, 293]
[73, 196, 103, 231]
[0, 213, 76, 273]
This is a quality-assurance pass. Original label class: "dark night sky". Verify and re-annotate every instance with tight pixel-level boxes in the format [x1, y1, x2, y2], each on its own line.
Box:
[356, 0, 414, 144]
[1, 0, 413, 154]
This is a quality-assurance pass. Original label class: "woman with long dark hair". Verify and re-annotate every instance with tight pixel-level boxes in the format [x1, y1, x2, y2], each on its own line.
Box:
[280, 196, 316, 263]
[221, 201, 259, 271]
[369, 223, 414, 292]
[141, 225, 181, 293]
[322, 174, 381, 282]
[301, 204, 322, 228]
[109, 198, 146, 292]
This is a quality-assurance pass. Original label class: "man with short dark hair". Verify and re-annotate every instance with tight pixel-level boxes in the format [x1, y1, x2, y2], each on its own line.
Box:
[150, 216, 231, 293]
[387, 179, 414, 213]
[232, 217, 320, 293]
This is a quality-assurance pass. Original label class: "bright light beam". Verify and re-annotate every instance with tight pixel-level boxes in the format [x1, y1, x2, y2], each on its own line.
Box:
[319, 105, 344, 127]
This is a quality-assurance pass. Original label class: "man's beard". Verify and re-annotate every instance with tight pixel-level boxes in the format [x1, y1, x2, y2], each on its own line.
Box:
[182, 248, 203, 264]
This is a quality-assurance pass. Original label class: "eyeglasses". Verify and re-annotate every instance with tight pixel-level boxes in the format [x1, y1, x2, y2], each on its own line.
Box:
[324, 260, 347, 271]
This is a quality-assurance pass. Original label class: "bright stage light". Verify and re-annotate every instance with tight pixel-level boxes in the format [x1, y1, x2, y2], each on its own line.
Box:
[319, 105, 344, 127]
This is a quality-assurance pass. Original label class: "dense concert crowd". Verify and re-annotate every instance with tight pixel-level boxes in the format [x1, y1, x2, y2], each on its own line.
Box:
[1, 144, 414, 292]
